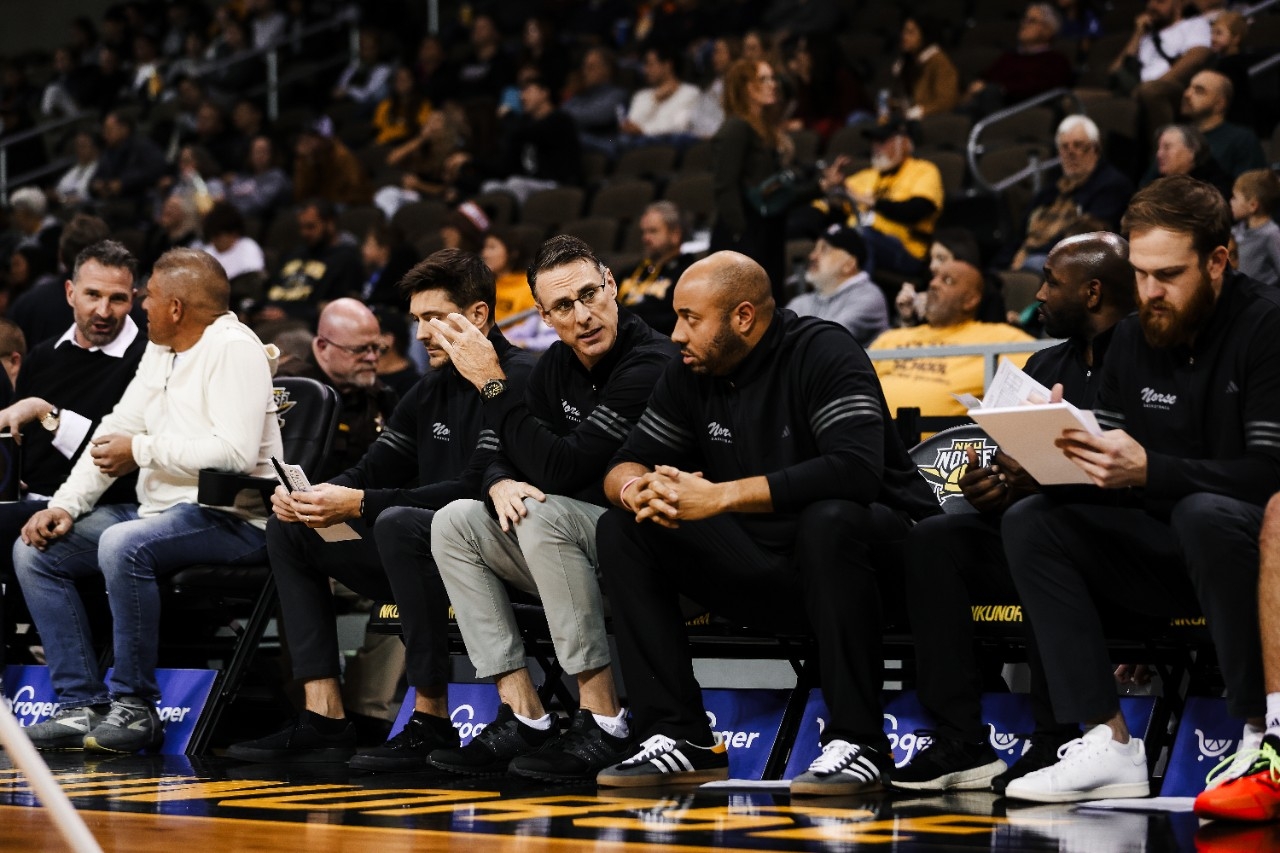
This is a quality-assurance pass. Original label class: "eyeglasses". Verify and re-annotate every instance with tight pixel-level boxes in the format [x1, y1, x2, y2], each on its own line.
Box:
[542, 276, 609, 320]
[1058, 140, 1094, 152]
[319, 336, 389, 357]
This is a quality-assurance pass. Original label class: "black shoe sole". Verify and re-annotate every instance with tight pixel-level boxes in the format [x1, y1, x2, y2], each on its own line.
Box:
[225, 745, 357, 764]
[349, 754, 438, 773]
[427, 756, 515, 776]
[508, 763, 601, 783]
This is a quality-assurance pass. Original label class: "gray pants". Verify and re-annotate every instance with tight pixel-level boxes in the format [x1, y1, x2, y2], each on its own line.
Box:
[431, 496, 610, 679]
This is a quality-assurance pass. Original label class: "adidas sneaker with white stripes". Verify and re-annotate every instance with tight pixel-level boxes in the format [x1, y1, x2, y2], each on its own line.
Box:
[791, 740, 892, 796]
[596, 733, 730, 787]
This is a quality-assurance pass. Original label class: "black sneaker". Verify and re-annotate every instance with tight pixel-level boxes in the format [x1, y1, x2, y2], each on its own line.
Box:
[992, 731, 1078, 794]
[349, 714, 460, 773]
[225, 711, 357, 763]
[509, 709, 633, 782]
[596, 733, 729, 787]
[891, 731, 1007, 791]
[23, 703, 109, 751]
[83, 696, 164, 754]
[428, 703, 559, 776]
[792, 740, 895, 796]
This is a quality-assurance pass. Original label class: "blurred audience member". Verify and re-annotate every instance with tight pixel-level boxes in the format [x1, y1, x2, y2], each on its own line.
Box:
[455, 13, 513, 102]
[265, 199, 363, 321]
[334, 28, 393, 113]
[893, 16, 960, 120]
[784, 32, 870, 139]
[227, 135, 292, 220]
[966, 4, 1074, 114]
[617, 201, 692, 336]
[562, 47, 630, 157]
[478, 74, 581, 204]
[294, 117, 371, 207]
[620, 43, 701, 147]
[373, 67, 432, 147]
[789, 223, 888, 347]
[1144, 123, 1232, 199]
[54, 131, 101, 208]
[197, 201, 265, 281]
[359, 222, 417, 309]
[1230, 169, 1280, 285]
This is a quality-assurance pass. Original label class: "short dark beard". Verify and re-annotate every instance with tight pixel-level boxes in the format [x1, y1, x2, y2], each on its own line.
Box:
[1041, 298, 1089, 340]
[1139, 271, 1216, 349]
[691, 319, 751, 375]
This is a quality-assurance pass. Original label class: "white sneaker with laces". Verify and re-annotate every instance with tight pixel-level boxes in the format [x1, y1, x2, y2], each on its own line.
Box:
[1003, 724, 1149, 803]
[1204, 726, 1264, 789]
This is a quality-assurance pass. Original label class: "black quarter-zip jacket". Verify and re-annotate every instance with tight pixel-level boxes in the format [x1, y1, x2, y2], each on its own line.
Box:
[331, 326, 537, 522]
[481, 310, 679, 507]
[1093, 270, 1280, 513]
[612, 309, 941, 553]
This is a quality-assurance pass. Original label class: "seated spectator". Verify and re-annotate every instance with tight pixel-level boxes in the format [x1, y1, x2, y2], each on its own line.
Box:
[518, 16, 570, 98]
[160, 145, 226, 215]
[477, 73, 581, 205]
[86, 45, 130, 116]
[439, 202, 487, 255]
[372, 67, 432, 147]
[1056, 0, 1102, 60]
[869, 259, 1034, 418]
[966, 4, 1074, 114]
[1177, 70, 1266, 178]
[1231, 169, 1280, 285]
[10, 214, 110, 349]
[144, 194, 200, 271]
[333, 28, 393, 114]
[265, 199, 364, 321]
[358, 222, 417, 310]
[594, 251, 939, 795]
[561, 47, 630, 157]
[783, 32, 870, 140]
[1108, 0, 1212, 142]
[455, 13, 514, 102]
[293, 117, 371, 207]
[226, 135, 291, 220]
[164, 30, 209, 89]
[789, 223, 888, 347]
[479, 226, 556, 351]
[40, 46, 89, 119]
[619, 43, 701, 148]
[8, 244, 56, 306]
[896, 228, 989, 327]
[814, 120, 944, 279]
[204, 16, 262, 104]
[197, 201, 265, 281]
[689, 36, 737, 140]
[227, 98, 265, 168]
[370, 304, 421, 399]
[53, 131, 100, 208]
[14, 248, 281, 755]
[1208, 11, 1252, 128]
[892, 16, 960, 120]
[618, 201, 694, 336]
[373, 103, 470, 218]
[1144, 123, 1233, 200]
[89, 110, 167, 220]
[894, 232, 1134, 795]
[9, 187, 63, 261]
[183, 101, 242, 175]
[1003, 176, 1279, 804]
[129, 32, 164, 108]
[412, 35, 457, 107]
[1004, 116, 1134, 272]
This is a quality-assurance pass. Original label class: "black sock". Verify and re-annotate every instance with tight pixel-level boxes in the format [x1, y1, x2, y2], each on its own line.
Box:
[305, 710, 349, 734]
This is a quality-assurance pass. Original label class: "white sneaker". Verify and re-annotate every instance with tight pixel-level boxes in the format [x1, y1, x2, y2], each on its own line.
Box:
[1204, 726, 1264, 789]
[1003, 724, 1149, 803]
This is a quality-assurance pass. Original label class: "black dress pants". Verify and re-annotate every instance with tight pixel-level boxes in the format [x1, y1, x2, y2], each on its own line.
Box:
[270, 506, 450, 693]
[597, 500, 911, 752]
[1003, 493, 1264, 722]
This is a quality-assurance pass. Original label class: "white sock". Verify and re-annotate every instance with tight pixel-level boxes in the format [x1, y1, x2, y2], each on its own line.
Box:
[1245, 719, 1265, 741]
[1266, 692, 1280, 738]
[593, 708, 629, 739]
[514, 711, 554, 730]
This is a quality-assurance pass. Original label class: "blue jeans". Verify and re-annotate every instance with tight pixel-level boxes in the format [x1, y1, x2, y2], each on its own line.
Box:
[12, 502, 266, 707]
[859, 227, 928, 278]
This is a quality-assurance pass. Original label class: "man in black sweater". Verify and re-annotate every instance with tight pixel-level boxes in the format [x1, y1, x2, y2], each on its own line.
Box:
[594, 251, 939, 794]
[0, 239, 146, 666]
[226, 250, 536, 766]
[892, 232, 1134, 794]
[1004, 176, 1280, 803]
[426, 235, 677, 781]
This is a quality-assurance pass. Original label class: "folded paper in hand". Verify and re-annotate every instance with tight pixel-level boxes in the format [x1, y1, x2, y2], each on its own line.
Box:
[963, 359, 1102, 485]
[271, 456, 362, 542]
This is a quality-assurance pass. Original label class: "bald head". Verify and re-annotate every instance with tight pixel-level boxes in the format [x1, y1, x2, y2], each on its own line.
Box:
[314, 297, 382, 389]
[925, 259, 984, 327]
[672, 251, 776, 376]
[680, 250, 774, 314]
[1046, 232, 1134, 312]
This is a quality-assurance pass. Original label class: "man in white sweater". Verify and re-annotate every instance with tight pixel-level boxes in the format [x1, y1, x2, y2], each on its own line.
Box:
[14, 247, 283, 754]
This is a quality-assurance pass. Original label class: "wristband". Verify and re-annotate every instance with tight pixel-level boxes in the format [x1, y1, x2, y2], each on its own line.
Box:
[618, 476, 643, 511]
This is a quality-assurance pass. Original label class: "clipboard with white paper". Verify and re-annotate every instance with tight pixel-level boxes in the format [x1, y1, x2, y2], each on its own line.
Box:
[968, 403, 1102, 485]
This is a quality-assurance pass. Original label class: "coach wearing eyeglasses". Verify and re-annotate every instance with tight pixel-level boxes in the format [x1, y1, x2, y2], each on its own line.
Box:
[278, 297, 399, 481]
[424, 235, 677, 782]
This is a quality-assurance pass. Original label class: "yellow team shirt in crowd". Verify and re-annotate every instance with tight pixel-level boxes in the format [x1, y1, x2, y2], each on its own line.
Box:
[869, 321, 1037, 417]
[495, 272, 537, 323]
[844, 157, 944, 260]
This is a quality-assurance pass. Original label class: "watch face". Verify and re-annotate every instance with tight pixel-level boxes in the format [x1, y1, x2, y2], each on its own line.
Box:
[482, 379, 506, 400]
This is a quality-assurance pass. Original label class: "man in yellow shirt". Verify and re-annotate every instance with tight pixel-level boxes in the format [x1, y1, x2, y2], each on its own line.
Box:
[818, 120, 944, 278]
[870, 259, 1035, 417]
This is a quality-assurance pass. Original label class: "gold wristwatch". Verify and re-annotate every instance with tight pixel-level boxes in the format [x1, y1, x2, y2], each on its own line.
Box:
[39, 406, 60, 433]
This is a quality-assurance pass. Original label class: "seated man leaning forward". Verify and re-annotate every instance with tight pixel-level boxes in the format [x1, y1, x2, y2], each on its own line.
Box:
[1003, 175, 1280, 803]
[595, 251, 940, 794]
[426, 235, 677, 782]
[16, 247, 282, 754]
